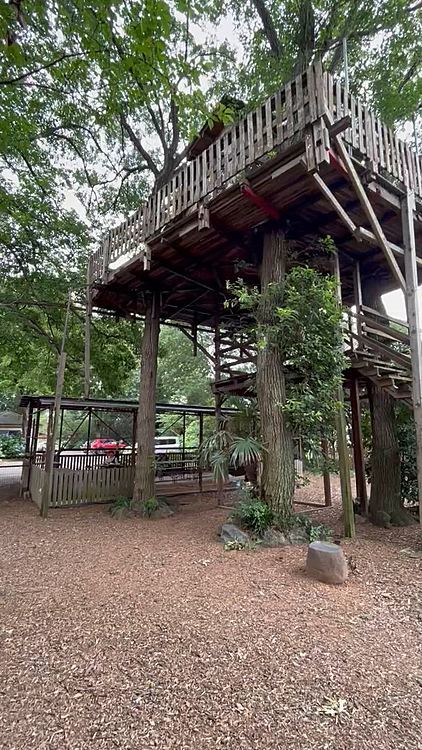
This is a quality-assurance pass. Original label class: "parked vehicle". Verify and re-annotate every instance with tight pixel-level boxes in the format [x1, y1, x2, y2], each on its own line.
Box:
[90, 438, 127, 452]
[128, 437, 181, 454]
[154, 436, 180, 454]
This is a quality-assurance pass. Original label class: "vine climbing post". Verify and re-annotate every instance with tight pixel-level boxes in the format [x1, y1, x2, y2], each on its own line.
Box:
[333, 253, 355, 538]
[133, 292, 161, 504]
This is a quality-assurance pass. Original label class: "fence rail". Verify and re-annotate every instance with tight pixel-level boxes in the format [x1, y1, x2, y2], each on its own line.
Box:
[90, 62, 422, 283]
[27, 449, 200, 507]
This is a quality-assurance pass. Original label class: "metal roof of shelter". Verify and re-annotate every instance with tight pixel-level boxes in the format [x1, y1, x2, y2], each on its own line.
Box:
[19, 395, 237, 416]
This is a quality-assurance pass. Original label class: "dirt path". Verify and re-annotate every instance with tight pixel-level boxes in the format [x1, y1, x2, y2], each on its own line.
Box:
[0, 482, 421, 749]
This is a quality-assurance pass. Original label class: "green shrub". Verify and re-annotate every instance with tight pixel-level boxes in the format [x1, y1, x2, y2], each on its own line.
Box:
[109, 496, 133, 517]
[143, 497, 159, 517]
[294, 513, 333, 542]
[232, 496, 274, 535]
[0, 435, 24, 459]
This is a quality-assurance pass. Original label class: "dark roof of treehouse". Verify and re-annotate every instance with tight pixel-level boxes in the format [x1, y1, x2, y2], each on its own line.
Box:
[89, 63, 422, 328]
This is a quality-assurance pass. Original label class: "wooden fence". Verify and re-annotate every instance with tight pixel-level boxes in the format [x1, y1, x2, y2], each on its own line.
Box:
[90, 61, 422, 283]
[27, 450, 200, 507]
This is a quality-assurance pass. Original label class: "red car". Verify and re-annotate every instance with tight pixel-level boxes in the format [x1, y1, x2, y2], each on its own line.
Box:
[90, 438, 127, 452]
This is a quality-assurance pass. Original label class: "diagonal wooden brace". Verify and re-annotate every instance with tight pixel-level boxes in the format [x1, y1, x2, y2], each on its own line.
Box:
[323, 109, 405, 290]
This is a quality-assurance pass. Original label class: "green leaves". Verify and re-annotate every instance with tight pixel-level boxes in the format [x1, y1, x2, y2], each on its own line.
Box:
[231, 259, 345, 441]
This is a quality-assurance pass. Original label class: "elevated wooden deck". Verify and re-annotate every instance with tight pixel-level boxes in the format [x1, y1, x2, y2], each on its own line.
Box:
[90, 62, 422, 323]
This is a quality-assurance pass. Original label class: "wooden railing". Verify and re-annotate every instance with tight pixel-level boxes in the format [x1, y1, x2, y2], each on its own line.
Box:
[91, 61, 422, 282]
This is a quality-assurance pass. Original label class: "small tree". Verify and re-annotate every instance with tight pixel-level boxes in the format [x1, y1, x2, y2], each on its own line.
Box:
[231, 240, 345, 523]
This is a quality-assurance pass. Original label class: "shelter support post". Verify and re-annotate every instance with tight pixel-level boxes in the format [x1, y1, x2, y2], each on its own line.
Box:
[22, 400, 34, 492]
[321, 438, 332, 507]
[133, 292, 161, 503]
[198, 412, 204, 494]
[214, 320, 224, 505]
[402, 190, 422, 523]
[350, 373, 368, 515]
[41, 292, 71, 518]
[41, 354, 66, 518]
[333, 253, 355, 537]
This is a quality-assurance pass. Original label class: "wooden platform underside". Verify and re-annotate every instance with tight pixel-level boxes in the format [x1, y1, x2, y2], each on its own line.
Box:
[92, 143, 422, 326]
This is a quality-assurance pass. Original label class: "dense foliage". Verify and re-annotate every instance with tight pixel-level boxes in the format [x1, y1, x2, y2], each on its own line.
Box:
[0, 1, 420, 411]
[231, 262, 345, 440]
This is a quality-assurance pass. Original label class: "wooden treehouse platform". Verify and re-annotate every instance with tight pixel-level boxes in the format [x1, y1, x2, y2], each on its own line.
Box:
[90, 62, 422, 326]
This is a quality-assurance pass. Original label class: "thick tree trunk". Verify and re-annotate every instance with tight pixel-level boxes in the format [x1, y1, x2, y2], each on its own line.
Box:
[362, 278, 407, 526]
[133, 293, 160, 503]
[256, 230, 295, 519]
[367, 382, 402, 525]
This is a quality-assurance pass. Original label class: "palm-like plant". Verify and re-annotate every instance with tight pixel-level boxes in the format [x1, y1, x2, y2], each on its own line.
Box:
[198, 415, 262, 485]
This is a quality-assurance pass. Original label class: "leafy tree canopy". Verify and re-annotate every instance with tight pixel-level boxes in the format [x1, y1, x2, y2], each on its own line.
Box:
[212, 0, 421, 129]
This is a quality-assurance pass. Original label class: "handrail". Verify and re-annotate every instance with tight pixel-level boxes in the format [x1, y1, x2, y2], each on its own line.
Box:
[91, 61, 422, 283]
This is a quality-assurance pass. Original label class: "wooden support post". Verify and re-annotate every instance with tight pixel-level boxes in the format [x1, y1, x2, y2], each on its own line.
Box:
[353, 261, 363, 339]
[182, 412, 186, 461]
[131, 409, 137, 466]
[87, 407, 92, 462]
[22, 401, 34, 492]
[198, 412, 204, 494]
[350, 374, 368, 515]
[41, 355, 66, 518]
[402, 190, 422, 523]
[333, 253, 355, 537]
[133, 292, 161, 503]
[321, 438, 332, 507]
[84, 257, 92, 399]
[41, 292, 71, 518]
[214, 320, 224, 505]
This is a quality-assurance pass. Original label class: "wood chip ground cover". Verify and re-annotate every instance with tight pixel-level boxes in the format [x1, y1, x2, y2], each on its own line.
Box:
[0, 476, 421, 749]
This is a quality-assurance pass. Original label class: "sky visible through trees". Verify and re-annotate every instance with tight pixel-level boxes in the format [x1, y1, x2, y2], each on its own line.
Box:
[0, 1, 420, 405]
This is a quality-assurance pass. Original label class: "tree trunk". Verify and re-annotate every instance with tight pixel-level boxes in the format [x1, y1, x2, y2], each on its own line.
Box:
[367, 382, 402, 525]
[133, 293, 160, 503]
[362, 277, 407, 526]
[256, 230, 295, 519]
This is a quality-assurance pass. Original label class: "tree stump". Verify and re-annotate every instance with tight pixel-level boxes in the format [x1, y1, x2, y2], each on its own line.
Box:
[306, 541, 348, 584]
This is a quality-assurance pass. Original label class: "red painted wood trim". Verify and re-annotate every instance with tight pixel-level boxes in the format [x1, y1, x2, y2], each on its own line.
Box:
[240, 184, 280, 220]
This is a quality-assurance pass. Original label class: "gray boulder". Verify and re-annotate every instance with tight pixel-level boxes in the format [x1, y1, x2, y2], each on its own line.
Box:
[151, 499, 174, 519]
[306, 541, 349, 584]
[219, 523, 250, 545]
[261, 528, 289, 547]
[288, 527, 309, 545]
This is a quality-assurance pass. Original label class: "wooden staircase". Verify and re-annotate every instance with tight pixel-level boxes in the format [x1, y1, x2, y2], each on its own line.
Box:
[213, 306, 413, 407]
[345, 306, 412, 406]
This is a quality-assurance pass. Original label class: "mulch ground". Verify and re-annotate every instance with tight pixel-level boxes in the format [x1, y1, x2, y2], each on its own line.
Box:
[1, 476, 421, 750]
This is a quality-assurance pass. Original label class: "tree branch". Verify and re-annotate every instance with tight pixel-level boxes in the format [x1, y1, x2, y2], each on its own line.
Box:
[0, 51, 90, 86]
[250, 0, 283, 58]
[119, 114, 159, 177]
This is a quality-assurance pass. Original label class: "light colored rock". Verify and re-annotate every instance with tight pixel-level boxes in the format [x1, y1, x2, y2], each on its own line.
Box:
[306, 541, 348, 585]
[288, 527, 309, 545]
[261, 528, 289, 547]
[219, 523, 250, 545]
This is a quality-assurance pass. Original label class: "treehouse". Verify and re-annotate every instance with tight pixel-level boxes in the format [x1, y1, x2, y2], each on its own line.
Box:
[32, 62, 422, 520]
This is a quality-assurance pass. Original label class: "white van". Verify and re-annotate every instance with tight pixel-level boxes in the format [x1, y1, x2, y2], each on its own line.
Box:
[154, 436, 180, 454]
